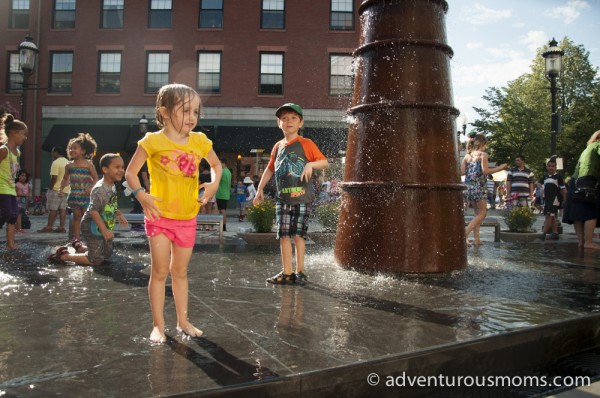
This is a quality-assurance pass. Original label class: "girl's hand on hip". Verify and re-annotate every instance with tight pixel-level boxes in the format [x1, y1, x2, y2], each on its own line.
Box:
[139, 192, 163, 222]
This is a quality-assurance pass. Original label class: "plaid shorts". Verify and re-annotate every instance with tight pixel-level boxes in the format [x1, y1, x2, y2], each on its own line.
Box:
[276, 202, 310, 239]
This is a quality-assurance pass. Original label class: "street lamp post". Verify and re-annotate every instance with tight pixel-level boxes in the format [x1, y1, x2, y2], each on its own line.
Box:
[457, 113, 468, 153]
[18, 35, 39, 125]
[250, 148, 264, 175]
[236, 154, 242, 181]
[542, 38, 564, 157]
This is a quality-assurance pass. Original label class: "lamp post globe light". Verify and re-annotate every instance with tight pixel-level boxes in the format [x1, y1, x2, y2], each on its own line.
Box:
[18, 35, 39, 123]
[139, 115, 149, 135]
[457, 113, 468, 153]
[542, 38, 564, 158]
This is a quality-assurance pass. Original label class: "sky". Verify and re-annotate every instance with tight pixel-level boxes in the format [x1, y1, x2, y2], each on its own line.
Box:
[445, 0, 600, 129]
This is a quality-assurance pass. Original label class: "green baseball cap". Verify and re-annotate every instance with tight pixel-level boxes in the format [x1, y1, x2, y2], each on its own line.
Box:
[275, 103, 303, 119]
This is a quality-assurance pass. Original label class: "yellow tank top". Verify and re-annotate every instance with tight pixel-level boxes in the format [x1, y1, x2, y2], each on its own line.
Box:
[139, 131, 212, 220]
[0, 145, 19, 196]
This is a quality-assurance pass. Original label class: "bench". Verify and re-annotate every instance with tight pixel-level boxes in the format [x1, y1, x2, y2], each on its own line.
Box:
[464, 216, 502, 242]
[123, 213, 224, 243]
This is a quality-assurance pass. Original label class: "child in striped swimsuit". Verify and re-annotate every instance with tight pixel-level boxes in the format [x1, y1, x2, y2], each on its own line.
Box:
[60, 133, 99, 241]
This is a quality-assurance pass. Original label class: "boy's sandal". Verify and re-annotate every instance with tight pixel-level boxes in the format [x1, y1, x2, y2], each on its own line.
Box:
[48, 246, 69, 264]
[67, 238, 83, 249]
[69, 239, 84, 252]
[37, 226, 54, 233]
[266, 272, 296, 285]
[295, 272, 308, 285]
[53, 227, 67, 233]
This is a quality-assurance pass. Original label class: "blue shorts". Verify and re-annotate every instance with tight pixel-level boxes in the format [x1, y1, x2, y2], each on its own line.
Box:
[276, 202, 310, 239]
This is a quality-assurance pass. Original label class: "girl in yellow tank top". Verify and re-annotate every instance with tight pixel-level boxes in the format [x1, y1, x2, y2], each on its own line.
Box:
[125, 84, 222, 344]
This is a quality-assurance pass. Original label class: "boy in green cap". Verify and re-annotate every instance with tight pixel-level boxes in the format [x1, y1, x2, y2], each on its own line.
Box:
[254, 103, 329, 284]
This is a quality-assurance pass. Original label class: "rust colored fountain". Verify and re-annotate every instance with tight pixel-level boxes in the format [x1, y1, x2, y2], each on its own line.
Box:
[334, 0, 467, 273]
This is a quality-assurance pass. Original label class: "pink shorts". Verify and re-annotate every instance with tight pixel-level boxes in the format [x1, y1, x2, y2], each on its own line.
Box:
[145, 217, 197, 248]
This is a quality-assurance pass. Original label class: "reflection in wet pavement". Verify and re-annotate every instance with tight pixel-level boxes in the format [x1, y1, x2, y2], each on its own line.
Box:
[0, 240, 599, 396]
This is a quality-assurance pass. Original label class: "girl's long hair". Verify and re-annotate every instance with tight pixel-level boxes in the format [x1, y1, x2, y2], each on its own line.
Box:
[467, 133, 488, 154]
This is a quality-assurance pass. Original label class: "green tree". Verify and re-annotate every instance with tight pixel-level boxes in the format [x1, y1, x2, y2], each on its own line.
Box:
[473, 76, 547, 170]
[472, 37, 600, 177]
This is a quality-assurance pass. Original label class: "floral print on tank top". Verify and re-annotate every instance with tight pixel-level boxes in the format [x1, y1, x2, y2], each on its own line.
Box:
[464, 159, 487, 202]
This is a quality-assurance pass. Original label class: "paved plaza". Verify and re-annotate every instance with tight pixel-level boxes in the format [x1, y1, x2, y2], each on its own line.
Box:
[1, 209, 600, 397]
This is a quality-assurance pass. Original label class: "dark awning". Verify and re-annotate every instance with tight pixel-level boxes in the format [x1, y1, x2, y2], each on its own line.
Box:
[42, 124, 348, 157]
[202, 126, 347, 157]
[42, 125, 133, 153]
[204, 126, 281, 154]
[303, 127, 348, 157]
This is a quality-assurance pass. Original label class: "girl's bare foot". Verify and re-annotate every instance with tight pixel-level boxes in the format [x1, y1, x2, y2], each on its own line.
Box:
[583, 242, 600, 250]
[150, 326, 166, 343]
[177, 322, 204, 338]
[6, 244, 21, 250]
[466, 240, 472, 247]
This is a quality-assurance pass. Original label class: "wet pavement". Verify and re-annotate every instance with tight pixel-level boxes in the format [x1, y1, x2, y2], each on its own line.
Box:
[1, 211, 599, 397]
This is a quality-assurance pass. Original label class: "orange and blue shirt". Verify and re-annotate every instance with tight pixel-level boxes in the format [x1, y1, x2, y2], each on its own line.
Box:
[267, 136, 326, 205]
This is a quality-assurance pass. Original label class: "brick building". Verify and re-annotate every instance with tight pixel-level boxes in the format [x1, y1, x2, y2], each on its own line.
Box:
[0, 0, 360, 192]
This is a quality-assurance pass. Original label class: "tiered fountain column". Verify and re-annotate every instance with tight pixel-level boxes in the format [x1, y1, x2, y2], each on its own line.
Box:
[334, 0, 467, 273]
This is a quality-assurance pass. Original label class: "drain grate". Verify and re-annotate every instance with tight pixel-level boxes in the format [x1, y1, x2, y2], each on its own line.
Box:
[421, 348, 600, 397]
[508, 347, 600, 397]
[555, 350, 600, 377]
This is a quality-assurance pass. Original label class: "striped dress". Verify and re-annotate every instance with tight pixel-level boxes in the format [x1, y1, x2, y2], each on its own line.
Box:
[68, 165, 93, 209]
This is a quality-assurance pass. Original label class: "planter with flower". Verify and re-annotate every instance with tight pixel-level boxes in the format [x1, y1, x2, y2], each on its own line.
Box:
[239, 198, 277, 245]
[500, 198, 538, 242]
[310, 198, 340, 245]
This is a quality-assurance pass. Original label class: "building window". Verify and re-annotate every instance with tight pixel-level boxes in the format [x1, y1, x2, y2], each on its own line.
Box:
[7, 53, 23, 93]
[97, 52, 121, 93]
[199, 0, 223, 28]
[261, 0, 284, 29]
[330, 0, 354, 31]
[330, 54, 353, 96]
[101, 0, 124, 29]
[259, 52, 283, 95]
[197, 52, 221, 94]
[145, 52, 170, 94]
[50, 52, 73, 93]
[9, 0, 29, 29]
[149, 0, 172, 28]
[53, 0, 76, 29]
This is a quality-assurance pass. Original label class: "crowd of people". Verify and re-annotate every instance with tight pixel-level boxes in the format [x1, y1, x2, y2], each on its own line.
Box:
[1, 85, 330, 343]
[461, 130, 600, 249]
